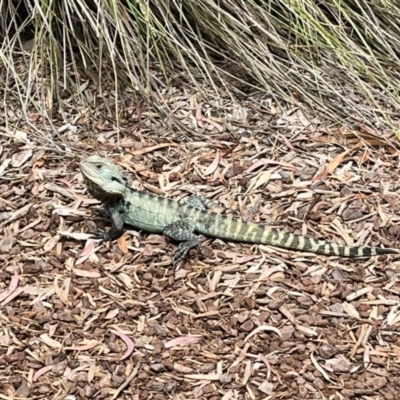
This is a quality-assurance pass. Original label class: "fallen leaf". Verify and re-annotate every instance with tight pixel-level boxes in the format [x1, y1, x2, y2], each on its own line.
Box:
[185, 373, 222, 380]
[130, 143, 176, 155]
[33, 365, 53, 382]
[204, 151, 220, 176]
[244, 325, 282, 343]
[203, 118, 224, 132]
[11, 150, 33, 167]
[165, 335, 203, 348]
[73, 269, 101, 278]
[111, 330, 135, 360]
[64, 340, 101, 351]
[117, 235, 128, 254]
[326, 150, 350, 173]
[105, 308, 119, 319]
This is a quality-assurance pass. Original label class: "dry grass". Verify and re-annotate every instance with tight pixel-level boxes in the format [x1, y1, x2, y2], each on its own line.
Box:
[1, 0, 400, 138]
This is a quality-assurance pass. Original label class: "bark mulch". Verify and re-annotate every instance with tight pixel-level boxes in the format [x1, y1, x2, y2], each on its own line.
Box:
[1, 89, 400, 400]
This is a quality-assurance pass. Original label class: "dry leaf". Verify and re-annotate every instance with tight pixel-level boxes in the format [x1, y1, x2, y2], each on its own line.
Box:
[33, 365, 53, 382]
[204, 151, 220, 176]
[326, 150, 350, 173]
[130, 143, 176, 155]
[73, 269, 101, 278]
[11, 150, 33, 167]
[117, 235, 129, 254]
[165, 335, 203, 348]
[111, 330, 135, 360]
[244, 325, 282, 343]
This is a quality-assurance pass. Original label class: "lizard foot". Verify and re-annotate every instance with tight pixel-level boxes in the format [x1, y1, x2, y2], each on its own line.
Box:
[91, 208, 110, 219]
[89, 229, 112, 243]
[173, 241, 199, 266]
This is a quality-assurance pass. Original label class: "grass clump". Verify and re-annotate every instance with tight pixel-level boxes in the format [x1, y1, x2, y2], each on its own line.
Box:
[1, 0, 400, 132]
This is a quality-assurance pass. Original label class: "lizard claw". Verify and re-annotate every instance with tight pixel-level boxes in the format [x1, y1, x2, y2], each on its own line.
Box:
[172, 242, 202, 265]
[172, 243, 191, 266]
[89, 229, 111, 243]
[91, 208, 110, 218]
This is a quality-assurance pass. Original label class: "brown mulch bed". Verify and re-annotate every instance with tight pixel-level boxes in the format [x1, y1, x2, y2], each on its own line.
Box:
[1, 87, 400, 400]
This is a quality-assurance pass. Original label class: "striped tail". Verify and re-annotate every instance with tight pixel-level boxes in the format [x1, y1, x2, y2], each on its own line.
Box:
[199, 214, 398, 257]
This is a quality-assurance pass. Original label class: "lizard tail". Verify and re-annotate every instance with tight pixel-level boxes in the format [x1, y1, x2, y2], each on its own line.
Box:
[200, 215, 398, 257]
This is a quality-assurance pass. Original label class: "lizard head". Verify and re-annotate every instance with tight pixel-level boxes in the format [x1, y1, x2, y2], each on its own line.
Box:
[80, 155, 128, 201]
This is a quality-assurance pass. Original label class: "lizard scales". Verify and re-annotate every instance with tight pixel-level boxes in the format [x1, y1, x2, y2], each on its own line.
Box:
[80, 156, 398, 264]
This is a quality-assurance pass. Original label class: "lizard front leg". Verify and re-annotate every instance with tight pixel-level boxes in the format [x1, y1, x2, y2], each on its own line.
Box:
[92, 203, 125, 242]
[91, 207, 110, 219]
[163, 219, 201, 265]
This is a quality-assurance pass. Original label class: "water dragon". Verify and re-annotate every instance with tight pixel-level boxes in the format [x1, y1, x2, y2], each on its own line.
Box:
[80, 155, 398, 264]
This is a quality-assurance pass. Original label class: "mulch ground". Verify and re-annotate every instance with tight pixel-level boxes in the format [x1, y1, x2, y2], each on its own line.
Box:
[1, 86, 400, 400]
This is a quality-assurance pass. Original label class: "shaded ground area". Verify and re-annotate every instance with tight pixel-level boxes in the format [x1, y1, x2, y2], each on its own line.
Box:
[1, 87, 400, 400]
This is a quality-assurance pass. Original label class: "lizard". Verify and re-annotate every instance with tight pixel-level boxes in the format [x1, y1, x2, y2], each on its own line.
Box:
[80, 155, 399, 265]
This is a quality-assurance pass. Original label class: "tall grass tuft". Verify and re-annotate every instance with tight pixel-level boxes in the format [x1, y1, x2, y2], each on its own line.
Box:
[1, 0, 400, 132]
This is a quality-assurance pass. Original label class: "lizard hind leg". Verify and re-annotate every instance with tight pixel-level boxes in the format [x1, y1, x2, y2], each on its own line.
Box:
[186, 195, 226, 211]
[163, 219, 201, 265]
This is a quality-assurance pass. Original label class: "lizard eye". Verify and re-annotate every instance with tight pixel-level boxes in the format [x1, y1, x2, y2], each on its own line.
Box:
[96, 165, 102, 169]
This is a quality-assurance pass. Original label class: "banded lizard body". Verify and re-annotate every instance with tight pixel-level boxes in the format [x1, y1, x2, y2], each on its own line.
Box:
[80, 156, 398, 264]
